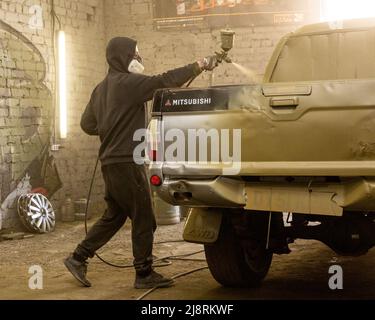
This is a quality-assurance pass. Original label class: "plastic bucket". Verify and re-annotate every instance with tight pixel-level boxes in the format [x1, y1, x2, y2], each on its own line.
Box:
[153, 194, 181, 225]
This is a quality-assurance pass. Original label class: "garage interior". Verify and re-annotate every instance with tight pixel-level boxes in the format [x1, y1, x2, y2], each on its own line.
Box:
[1, 0, 375, 300]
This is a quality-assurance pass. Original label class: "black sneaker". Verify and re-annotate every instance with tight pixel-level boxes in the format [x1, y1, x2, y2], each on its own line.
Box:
[134, 271, 174, 289]
[64, 254, 91, 287]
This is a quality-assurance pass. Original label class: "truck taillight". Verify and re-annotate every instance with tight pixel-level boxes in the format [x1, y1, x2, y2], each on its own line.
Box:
[150, 175, 162, 186]
[147, 118, 160, 162]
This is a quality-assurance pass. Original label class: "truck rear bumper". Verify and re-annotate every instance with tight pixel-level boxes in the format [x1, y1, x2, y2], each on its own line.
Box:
[153, 174, 375, 216]
[155, 176, 247, 208]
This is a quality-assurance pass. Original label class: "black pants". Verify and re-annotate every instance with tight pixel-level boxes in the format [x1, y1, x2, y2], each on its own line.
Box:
[74, 163, 157, 276]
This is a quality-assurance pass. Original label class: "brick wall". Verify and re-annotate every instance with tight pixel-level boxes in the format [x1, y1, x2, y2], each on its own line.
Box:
[0, 0, 106, 229]
[104, 0, 308, 87]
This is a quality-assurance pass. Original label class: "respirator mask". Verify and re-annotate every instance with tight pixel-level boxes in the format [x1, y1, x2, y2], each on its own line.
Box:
[128, 46, 144, 74]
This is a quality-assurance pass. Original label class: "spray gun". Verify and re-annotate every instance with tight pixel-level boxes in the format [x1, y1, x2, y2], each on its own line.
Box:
[215, 28, 235, 64]
[186, 28, 235, 87]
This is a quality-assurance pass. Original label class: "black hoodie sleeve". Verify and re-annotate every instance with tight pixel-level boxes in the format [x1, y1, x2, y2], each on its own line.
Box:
[81, 98, 99, 136]
[129, 63, 202, 103]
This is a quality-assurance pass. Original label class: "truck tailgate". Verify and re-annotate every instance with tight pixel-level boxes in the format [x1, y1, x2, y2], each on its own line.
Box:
[152, 81, 375, 177]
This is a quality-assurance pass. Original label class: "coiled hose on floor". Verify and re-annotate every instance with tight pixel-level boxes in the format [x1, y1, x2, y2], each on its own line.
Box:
[84, 157, 209, 299]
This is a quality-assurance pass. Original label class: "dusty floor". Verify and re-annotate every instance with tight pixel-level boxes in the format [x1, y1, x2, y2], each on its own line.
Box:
[1, 215, 375, 300]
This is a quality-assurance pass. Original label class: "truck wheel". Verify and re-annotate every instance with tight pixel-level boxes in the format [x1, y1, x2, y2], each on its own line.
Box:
[204, 216, 272, 287]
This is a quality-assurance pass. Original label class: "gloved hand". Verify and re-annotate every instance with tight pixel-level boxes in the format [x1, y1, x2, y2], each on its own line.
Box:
[199, 55, 219, 71]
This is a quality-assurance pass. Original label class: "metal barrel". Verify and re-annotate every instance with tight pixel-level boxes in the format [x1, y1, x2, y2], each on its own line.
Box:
[153, 193, 181, 226]
[60, 197, 75, 222]
[74, 198, 91, 220]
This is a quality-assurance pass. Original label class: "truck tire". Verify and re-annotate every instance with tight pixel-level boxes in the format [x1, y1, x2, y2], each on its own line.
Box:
[204, 216, 272, 287]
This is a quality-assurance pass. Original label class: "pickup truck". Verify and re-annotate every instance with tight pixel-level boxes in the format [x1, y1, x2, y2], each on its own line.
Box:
[148, 18, 375, 287]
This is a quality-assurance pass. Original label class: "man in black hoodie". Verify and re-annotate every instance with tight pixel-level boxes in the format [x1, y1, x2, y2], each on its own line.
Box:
[64, 37, 218, 289]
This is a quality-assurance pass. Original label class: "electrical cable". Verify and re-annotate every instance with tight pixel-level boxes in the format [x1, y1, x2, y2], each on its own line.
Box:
[51, 0, 62, 29]
[84, 157, 99, 236]
[84, 157, 170, 268]
[50, 0, 62, 145]
[84, 158, 207, 268]
[154, 239, 185, 245]
[136, 266, 209, 301]
[156, 250, 205, 263]
[84, 157, 137, 268]
[186, 76, 197, 88]
[169, 257, 206, 262]
[50, 1, 57, 145]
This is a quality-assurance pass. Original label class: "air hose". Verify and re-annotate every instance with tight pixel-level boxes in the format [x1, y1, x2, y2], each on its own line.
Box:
[83, 73, 201, 268]
[136, 266, 209, 301]
[84, 158, 206, 268]
[84, 157, 170, 268]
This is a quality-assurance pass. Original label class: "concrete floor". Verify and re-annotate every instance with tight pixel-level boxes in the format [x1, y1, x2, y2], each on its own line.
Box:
[1, 217, 375, 300]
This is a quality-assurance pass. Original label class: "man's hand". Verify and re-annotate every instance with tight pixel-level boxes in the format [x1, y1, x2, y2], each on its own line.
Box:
[198, 55, 219, 71]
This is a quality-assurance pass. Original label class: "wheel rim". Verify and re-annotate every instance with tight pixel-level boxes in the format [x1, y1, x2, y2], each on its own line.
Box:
[17, 193, 55, 233]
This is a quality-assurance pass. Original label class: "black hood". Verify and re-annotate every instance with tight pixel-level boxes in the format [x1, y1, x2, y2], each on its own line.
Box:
[106, 37, 137, 73]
